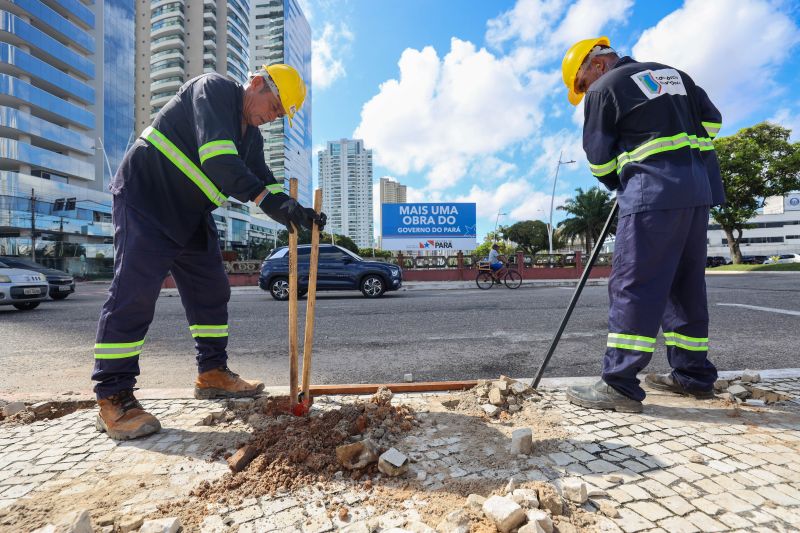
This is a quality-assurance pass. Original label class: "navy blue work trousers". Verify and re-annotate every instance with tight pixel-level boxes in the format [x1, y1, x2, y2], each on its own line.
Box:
[91, 193, 230, 399]
[602, 206, 717, 401]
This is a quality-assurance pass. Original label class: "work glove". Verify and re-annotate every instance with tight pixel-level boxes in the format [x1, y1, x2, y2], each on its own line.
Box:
[258, 192, 327, 232]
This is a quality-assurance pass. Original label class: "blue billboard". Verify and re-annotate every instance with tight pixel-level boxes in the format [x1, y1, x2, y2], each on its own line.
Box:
[381, 203, 477, 251]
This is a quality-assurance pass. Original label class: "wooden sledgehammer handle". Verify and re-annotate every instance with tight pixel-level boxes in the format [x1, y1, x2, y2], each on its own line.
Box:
[301, 189, 323, 400]
[288, 178, 299, 409]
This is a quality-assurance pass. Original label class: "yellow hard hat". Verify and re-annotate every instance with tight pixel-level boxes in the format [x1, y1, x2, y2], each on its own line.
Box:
[561, 36, 610, 106]
[264, 64, 306, 127]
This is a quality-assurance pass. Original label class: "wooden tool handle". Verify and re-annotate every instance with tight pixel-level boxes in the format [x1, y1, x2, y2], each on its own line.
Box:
[288, 178, 299, 408]
[301, 189, 323, 397]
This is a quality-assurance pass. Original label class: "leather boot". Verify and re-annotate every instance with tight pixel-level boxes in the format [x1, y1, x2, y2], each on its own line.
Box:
[566, 380, 643, 413]
[645, 373, 715, 399]
[96, 389, 161, 440]
[194, 367, 265, 399]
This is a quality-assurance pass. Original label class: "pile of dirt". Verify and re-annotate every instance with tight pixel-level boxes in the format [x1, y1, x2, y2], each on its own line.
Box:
[0, 399, 95, 426]
[156, 387, 417, 528]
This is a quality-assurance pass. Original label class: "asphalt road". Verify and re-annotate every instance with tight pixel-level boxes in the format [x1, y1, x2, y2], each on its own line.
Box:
[1, 273, 798, 396]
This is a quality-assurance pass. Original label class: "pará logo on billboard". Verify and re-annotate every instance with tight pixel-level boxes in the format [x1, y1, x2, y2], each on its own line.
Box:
[400, 204, 460, 225]
[419, 240, 454, 249]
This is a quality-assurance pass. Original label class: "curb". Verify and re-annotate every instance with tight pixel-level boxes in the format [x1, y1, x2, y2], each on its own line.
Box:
[706, 270, 800, 275]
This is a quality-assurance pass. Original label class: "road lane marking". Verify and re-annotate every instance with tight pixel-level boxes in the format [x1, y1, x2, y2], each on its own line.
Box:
[717, 303, 800, 316]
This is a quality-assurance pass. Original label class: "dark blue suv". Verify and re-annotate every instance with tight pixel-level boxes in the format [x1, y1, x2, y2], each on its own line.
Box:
[259, 244, 402, 300]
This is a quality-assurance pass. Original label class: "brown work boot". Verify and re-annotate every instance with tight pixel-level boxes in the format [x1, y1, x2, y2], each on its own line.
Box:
[194, 367, 265, 399]
[96, 389, 161, 440]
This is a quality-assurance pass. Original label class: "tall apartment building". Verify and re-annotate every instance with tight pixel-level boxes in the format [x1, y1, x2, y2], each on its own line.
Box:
[318, 139, 373, 248]
[249, 0, 312, 208]
[135, 0, 287, 255]
[0, 1, 134, 275]
[378, 177, 406, 248]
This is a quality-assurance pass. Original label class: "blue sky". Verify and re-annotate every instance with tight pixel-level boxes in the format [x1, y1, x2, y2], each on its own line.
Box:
[300, 0, 800, 241]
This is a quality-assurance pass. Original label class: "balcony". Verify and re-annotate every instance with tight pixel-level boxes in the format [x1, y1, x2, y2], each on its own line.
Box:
[150, 17, 183, 40]
[149, 92, 174, 108]
[150, 35, 184, 54]
[149, 76, 182, 94]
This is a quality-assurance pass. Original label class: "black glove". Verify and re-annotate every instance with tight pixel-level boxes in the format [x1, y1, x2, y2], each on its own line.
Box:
[258, 192, 326, 232]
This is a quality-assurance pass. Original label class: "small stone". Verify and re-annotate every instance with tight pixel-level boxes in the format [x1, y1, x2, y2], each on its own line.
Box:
[139, 517, 181, 533]
[338, 507, 349, 521]
[508, 405, 522, 413]
[713, 379, 729, 391]
[506, 396, 517, 405]
[745, 399, 766, 407]
[435, 509, 470, 533]
[740, 371, 761, 383]
[2, 401, 25, 417]
[416, 471, 427, 481]
[119, 515, 144, 533]
[688, 452, 705, 464]
[227, 445, 259, 472]
[489, 388, 504, 406]
[518, 523, 546, 533]
[493, 380, 510, 393]
[378, 448, 409, 477]
[603, 474, 623, 484]
[510, 381, 530, 395]
[30, 401, 53, 416]
[407, 521, 436, 533]
[511, 428, 533, 455]
[598, 501, 620, 518]
[53, 510, 92, 533]
[587, 488, 608, 498]
[336, 439, 379, 470]
[482, 496, 526, 533]
[563, 478, 588, 503]
[196, 413, 214, 426]
[537, 486, 563, 516]
[404, 373, 414, 383]
[505, 477, 517, 494]
[230, 397, 254, 408]
[726, 384, 750, 399]
[512, 488, 539, 509]
[482, 404, 500, 417]
[466, 494, 486, 510]
[96, 514, 116, 527]
[525, 510, 553, 533]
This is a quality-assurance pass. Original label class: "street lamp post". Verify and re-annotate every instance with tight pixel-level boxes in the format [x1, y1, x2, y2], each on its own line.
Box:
[548, 150, 576, 254]
[494, 212, 506, 242]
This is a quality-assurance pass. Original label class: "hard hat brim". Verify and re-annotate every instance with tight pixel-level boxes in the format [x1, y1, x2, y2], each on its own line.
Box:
[568, 88, 584, 106]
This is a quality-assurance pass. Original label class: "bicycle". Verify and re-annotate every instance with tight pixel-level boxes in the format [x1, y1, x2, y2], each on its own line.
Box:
[475, 260, 522, 290]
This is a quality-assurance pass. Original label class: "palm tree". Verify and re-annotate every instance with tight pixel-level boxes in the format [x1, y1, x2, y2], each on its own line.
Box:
[557, 187, 616, 255]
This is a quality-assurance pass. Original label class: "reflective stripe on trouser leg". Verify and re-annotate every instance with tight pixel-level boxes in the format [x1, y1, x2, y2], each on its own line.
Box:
[661, 205, 717, 392]
[171, 226, 231, 374]
[92, 197, 179, 399]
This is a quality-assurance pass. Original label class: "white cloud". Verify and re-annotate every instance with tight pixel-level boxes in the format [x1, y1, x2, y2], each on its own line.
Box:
[312, 23, 354, 90]
[531, 129, 587, 178]
[769, 108, 800, 142]
[296, 0, 312, 21]
[632, 0, 800, 123]
[452, 179, 567, 225]
[354, 38, 548, 190]
[551, 0, 633, 49]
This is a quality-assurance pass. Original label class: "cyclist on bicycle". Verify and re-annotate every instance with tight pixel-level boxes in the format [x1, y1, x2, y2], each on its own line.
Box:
[488, 244, 504, 281]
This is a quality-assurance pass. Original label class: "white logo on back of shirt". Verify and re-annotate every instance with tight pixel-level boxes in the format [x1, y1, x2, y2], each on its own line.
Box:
[632, 68, 687, 100]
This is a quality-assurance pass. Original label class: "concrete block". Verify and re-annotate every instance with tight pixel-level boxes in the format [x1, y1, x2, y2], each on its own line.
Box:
[2, 401, 25, 417]
[404, 373, 414, 383]
[482, 404, 500, 417]
[713, 379, 729, 391]
[562, 478, 588, 504]
[511, 488, 539, 509]
[119, 515, 144, 533]
[139, 517, 181, 533]
[482, 496, 526, 533]
[378, 448, 409, 477]
[435, 509, 469, 533]
[488, 388, 504, 406]
[227, 445, 259, 472]
[493, 380, 509, 393]
[525, 510, 553, 533]
[505, 477, 517, 494]
[740, 371, 761, 383]
[511, 428, 533, 455]
[510, 381, 530, 395]
[336, 439, 379, 470]
[466, 494, 486, 510]
[53, 510, 93, 533]
[745, 399, 766, 407]
[518, 523, 546, 533]
[726, 384, 750, 398]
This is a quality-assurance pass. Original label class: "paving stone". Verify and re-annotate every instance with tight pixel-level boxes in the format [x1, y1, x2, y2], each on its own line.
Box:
[627, 501, 671, 522]
[659, 495, 693, 516]
[613, 508, 654, 533]
[684, 511, 726, 532]
[657, 515, 700, 533]
[618, 484, 650, 501]
[562, 478, 587, 504]
[482, 495, 526, 533]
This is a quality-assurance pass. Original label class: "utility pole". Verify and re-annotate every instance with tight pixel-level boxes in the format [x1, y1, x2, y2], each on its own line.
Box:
[30, 188, 36, 262]
[494, 212, 506, 242]
[548, 151, 576, 254]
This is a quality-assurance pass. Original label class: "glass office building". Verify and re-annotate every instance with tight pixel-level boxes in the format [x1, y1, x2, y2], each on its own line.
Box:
[0, 1, 130, 276]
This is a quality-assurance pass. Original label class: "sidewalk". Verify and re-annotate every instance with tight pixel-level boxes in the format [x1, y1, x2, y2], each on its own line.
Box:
[1, 373, 799, 532]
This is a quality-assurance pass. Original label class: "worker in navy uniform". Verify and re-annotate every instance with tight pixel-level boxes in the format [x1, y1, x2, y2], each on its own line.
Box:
[92, 64, 326, 440]
[560, 37, 724, 413]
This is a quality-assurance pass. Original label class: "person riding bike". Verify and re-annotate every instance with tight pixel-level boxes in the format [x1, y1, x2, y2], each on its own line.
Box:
[487, 244, 505, 281]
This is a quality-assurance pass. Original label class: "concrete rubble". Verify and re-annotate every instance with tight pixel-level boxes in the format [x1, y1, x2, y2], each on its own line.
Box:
[377, 447, 409, 477]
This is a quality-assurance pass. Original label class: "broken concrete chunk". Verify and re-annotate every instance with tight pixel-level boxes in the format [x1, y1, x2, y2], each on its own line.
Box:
[119, 515, 145, 533]
[688, 452, 705, 464]
[466, 493, 486, 510]
[603, 474, 623, 484]
[482, 496, 526, 533]
[525, 510, 553, 533]
[563, 478, 588, 503]
[740, 371, 761, 383]
[371, 386, 394, 405]
[713, 379, 729, 391]
[2, 401, 25, 417]
[512, 488, 540, 509]
[336, 439, 379, 470]
[404, 373, 414, 383]
[493, 380, 510, 393]
[508, 405, 522, 414]
[488, 388, 504, 406]
[482, 404, 500, 417]
[406, 521, 436, 533]
[435, 509, 470, 533]
[378, 448, 409, 477]
[340, 521, 371, 533]
[227, 444, 259, 472]
[511, 428, 533, 455]
[505, 477, 517, 494]
[139, 517, 182, 533]
[598, 500, 620, 518]
[745, 399, 766, 407]
[51, 510, 93, 533]
[30, 401, 54, 416]
[537, 486, 563, 516]
[518, 523, 546, 533]
[510, 381, 530, 395]
[726, 384, 750, 399]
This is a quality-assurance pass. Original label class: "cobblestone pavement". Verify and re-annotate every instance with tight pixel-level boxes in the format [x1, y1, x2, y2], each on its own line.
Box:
[1, 377, 800, 532]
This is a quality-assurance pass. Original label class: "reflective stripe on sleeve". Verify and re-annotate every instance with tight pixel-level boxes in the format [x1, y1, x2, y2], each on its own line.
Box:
[94, 339, 144, 359]
[266, 183, 284, 194]
[607, 332, 656, 353]
[198, 140, 238, 165]
[589, 158, 618, 178]
[616, 132, 715, 171]
[701, 121, 721, 139]
[664, 331, 708, 352]
[141, 126, 228, 207]
[189, 324, 229, 338]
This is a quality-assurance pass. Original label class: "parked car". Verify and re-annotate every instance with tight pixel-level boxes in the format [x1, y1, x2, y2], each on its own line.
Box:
[741, 255, 768, 265]
[763, 253, 800, 264]
[0, 257, 75, 299]
[259, 245, 402, 300]
[0, 260, 49, 310]
[706, 256, 728, 268]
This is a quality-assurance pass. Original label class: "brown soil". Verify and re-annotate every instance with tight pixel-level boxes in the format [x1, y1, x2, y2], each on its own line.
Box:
[155, 388, 416, 529]
[0, 400, 95, 426]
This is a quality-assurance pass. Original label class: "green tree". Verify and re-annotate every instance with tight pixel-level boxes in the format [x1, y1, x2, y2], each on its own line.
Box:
[503, 220, 550, 255]
[358, 247, 393, 259]
[713, 122, 800, 263]
[557, 187, 616, 255]
[473, 232, 515, 260]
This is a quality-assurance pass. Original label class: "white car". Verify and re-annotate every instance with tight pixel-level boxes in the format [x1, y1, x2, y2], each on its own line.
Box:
[763, 253, 800, 264]
[0, 260, 49, 310]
